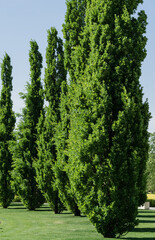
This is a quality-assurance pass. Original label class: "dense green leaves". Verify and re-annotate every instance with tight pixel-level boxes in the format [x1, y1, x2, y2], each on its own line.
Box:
[36, 28, 66, 213]
[0, 1, 150, 236]
[55, 81, 81, 216]
[65, 0, 150, 237]
[11, 41, 44, 210]
[63, 0, 88, 81]
[0, 53, 15, 208]
[53, 0, 90, 215]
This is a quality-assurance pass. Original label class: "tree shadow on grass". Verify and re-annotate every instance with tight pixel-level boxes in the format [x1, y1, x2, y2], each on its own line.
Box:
[9, 203, 53, 211]
[123, 227, 155, 240]
[139, 220, 155, 223]
[10, 202, 24, 207]
[8, 207, 26, 210]
[34, 209, 52, 212]
[131, 228, 155, 233]
[137, 211, 155, 219]
[123, 213, 155, 240]
[8, 203, 26, 210]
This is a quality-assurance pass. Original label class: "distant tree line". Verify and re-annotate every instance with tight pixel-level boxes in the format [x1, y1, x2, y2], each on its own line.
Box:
[0, 0, 150, 238]
[146, 132, 155, 193]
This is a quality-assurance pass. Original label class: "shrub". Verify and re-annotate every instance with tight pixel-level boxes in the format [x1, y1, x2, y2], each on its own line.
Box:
[149, 200, 155, 207]
[147, 194, 155, 207]
[13, 195, 21, 202]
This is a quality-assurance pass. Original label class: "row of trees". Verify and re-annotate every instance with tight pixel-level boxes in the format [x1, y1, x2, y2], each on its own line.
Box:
[0, 0, 150, 238]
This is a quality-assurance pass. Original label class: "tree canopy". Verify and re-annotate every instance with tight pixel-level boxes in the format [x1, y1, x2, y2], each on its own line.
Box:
[0, 53, 15, 208]
[36, 27, 66, 213]
[11, 41, 44, 210]
[65, 0, 150, 237]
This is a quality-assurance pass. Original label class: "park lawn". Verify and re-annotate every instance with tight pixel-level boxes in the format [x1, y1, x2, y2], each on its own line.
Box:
[0, 203, 155, 240]
[0, 203, 103, 240]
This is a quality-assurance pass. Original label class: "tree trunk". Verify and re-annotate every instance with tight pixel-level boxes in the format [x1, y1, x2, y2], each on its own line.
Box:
[74, 204, 81, 216]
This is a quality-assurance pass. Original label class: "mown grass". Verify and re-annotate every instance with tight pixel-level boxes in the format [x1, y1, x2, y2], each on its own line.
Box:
[0, 203, 155, 240]
[0, 203, 103, 240]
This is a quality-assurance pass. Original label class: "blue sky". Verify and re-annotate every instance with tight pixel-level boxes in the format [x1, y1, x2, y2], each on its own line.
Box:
[138, 0, 155, 133]
[0, 0, 154, 132]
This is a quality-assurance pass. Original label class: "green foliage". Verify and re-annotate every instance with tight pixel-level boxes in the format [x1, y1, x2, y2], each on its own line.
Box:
[10, 41, 44, 210]
[62, 0, 88, 81]
[149, 199, 155, 207]
[54, 0, 89, 216]
[13, 195, 21, 202]
[146, 133, 155, 192]
[0, 53, 16, 208]
[55, 81, 81, 216]
[66, 0, 150, 238]
[36, 27, 66, 213]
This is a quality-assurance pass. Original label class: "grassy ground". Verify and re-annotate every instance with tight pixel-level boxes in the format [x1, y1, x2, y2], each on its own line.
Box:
[0, 203, 155, 240]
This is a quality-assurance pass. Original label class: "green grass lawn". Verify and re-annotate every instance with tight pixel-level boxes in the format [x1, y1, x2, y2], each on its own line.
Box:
[0, 203, 155, 240]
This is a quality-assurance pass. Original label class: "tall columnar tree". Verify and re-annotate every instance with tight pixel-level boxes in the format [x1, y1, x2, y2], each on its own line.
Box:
[11, 41, 44, 210]
[62, 0, 88, 81]
[55, 81, 81, 216]
[66, 0, 150, 238]
[52, 0, 89, 216]
[0, 53, 16, 208]
[35, 27, 66, 213]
